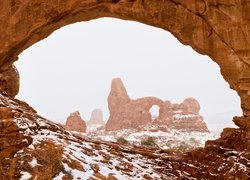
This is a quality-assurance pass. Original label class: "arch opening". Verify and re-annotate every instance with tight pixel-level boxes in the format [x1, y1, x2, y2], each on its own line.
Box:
[0, 1, 249, 119]
[149, 105, 160, 121]
[0, 2, 250, 178]
[15, 18, 242, 137]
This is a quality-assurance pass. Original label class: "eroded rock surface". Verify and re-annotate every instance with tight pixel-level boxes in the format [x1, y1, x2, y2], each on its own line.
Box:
[0, 94, 249, 179]
[106, 78, 209, 132]
[64, 111, 86, 133]
[0, 0, 249, 179]
[0, 0, 249, 116]
[0, 65, 19, 97]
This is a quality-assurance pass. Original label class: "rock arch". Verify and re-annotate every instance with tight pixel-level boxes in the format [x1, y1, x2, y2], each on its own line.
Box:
[0, 2, 249, 178]
[0, 1, 249, 117]
[105, 78, 209, 132]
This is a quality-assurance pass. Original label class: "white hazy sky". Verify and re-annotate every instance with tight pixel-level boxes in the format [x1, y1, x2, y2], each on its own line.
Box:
[15, 18, 242, 131]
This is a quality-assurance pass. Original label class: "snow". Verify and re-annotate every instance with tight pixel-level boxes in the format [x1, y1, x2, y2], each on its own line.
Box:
[14, 115, 135, 179]
[87, 124, 104, 132]
[20, 172, 32, 180]
[53, 172, 65, 180]
[63, 163, 90, 179]
[173, 114, 196, 119]
[87, 128, 219, 150]
[10, 99, 246, 180]
[29, 157, 37, 168]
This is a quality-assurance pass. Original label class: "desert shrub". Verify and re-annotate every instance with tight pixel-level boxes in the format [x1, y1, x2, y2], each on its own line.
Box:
[141, 137, 157, 147]
[116, 136, 128, 144]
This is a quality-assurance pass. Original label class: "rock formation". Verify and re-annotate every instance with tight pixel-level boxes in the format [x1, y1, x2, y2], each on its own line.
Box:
[108, 78, 130, 115]
[65, 111, 86, 133]
[0, 0, 249, 179]
[0, 65, 19, 97]
[88, 109, 105, 125]
[0, 0, 249, 116]
[106, 78, 209, 132]
[0, 94, 249, 179]
[86, 109, 105, 131]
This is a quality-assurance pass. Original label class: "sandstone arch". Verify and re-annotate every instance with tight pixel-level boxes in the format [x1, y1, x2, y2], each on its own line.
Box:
[106, 78, 209, 132]
[0, 1, 249, 117]
[0, 1, 249, 178]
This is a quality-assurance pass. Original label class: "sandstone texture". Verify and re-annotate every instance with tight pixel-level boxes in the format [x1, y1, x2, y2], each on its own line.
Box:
[0, 0, 249, 116]
[0, 0, 249, 179]
[0, 65, 19, 97]
[65, 111, 86, 133]
[106, 78, 209, 132]
[0, 94, 249, 179]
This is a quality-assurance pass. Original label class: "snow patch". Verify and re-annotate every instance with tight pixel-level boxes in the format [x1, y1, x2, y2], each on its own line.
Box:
[20, 172, 32, 180]
[29, 157, 37, 168]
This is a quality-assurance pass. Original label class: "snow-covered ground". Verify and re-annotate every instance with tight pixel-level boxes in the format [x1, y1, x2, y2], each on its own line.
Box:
[14, 116, 164, 179]
[85, 128, 220, 151]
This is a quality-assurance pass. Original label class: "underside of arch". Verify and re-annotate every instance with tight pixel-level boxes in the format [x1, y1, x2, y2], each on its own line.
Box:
[0, 0, 249, 117]
[0, 1, 249, 178]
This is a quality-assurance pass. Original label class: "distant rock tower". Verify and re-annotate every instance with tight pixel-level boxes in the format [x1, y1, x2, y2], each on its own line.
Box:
[88, 109, 105, 125]
[86, 109, 106, 131]
[65, 111, 86, 133]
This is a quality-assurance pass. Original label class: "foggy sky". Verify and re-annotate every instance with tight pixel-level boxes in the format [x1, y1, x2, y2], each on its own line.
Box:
[15, 18, 242, 131]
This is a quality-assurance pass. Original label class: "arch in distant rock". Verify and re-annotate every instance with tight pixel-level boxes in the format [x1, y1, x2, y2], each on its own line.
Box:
[0, 0, 249, 117]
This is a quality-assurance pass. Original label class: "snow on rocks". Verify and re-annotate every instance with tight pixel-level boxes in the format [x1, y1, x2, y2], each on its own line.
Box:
[0, 94, 249, 179]
[20, 172, 32, 180]
[28, 157, 37, 168]
[87, 128, 219, 150]
[11, 111, 174, 179]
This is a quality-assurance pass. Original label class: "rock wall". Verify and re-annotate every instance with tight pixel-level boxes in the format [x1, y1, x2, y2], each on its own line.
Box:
[106, 78, 209, 132]
[0, 0, 249, 116]
[64, 111, 86, 133]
